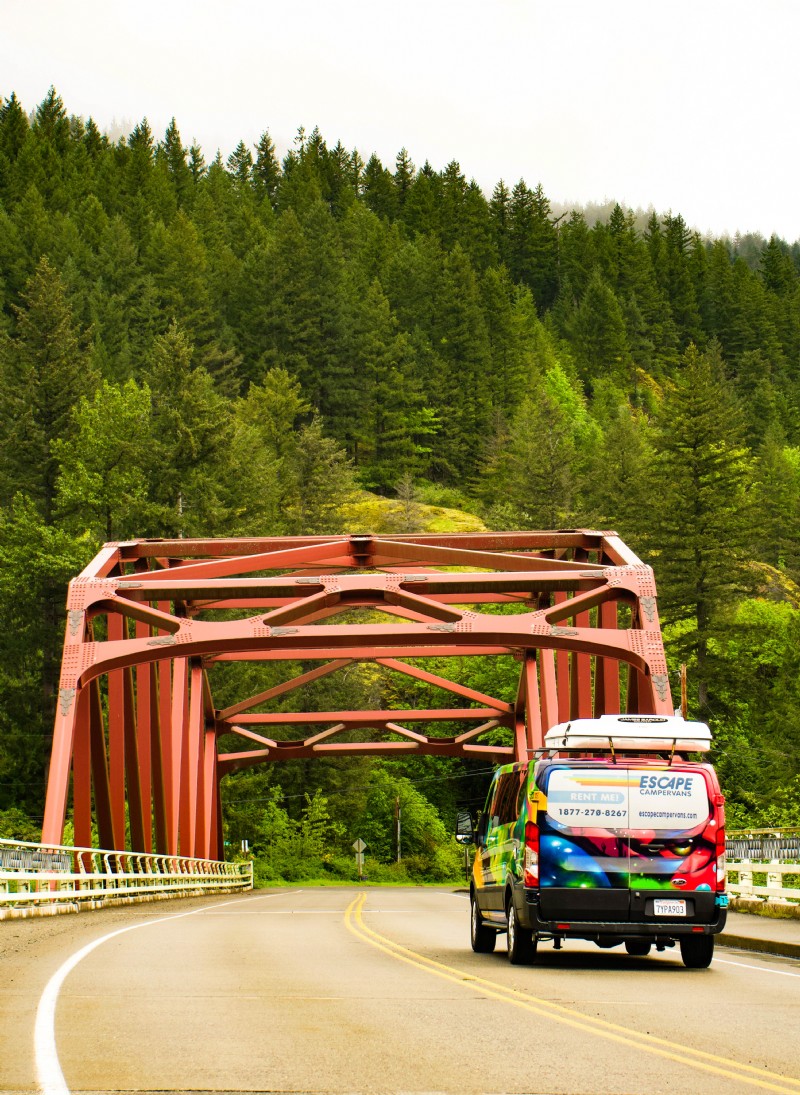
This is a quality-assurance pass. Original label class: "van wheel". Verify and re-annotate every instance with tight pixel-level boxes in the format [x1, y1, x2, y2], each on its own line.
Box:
[507, 899, 537, 965]
[680, 934, 714, 968]
[625, 940, 652, 957]
[470, 894, 496, 953]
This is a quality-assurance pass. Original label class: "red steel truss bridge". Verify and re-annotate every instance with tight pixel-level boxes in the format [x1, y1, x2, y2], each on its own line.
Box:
[42, 531, 673, 860]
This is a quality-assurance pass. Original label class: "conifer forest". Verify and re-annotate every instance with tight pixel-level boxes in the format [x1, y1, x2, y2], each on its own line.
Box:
[1, 89, 799, 879]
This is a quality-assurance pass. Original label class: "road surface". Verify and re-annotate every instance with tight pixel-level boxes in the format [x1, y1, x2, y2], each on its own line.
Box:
[2, 886, 799, 1093]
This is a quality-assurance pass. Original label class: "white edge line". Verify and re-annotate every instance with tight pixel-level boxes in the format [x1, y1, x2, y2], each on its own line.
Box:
[34, 889, 300, 1095]
[716, 957, 800, 979]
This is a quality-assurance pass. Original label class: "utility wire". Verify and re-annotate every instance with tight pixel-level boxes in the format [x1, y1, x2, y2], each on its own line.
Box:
[223, 765, 497, 805]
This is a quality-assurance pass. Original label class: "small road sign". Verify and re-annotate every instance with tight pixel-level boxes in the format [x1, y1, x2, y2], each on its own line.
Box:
[353, 838, 366, 853]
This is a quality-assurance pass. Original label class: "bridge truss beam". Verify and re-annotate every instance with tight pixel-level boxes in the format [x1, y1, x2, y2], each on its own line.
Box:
[42, 532, 672, 859]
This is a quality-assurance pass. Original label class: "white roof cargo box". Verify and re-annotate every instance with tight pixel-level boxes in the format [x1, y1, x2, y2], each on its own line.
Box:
[544, 714, 712, 754]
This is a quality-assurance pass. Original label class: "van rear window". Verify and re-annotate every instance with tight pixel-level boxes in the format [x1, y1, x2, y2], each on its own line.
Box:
[544, 767, 711, 832]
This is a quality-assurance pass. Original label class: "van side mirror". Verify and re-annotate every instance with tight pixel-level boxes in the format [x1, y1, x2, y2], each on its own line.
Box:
[455, 809, 474, 844]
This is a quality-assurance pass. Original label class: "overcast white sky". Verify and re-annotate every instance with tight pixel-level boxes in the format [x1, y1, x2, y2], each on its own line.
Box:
[2, 0, 799, 240]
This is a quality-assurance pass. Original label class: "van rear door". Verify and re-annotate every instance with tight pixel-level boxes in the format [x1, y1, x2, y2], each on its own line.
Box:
[536, 763, 715, 923]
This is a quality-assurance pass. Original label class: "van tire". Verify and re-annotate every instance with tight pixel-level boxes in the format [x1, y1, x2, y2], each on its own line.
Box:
[507, 899, 537, 965]
[470, 894, 496, 953]
[625, 940, 652, 957]
[679, 934, 714, 968]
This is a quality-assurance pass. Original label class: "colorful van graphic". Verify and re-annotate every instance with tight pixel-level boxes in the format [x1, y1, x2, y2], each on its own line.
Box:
[457, 716, 728, 968]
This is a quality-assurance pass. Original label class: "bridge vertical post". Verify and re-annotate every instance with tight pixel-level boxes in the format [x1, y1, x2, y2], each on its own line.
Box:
[553, 592, 571, 722]
[157, 634, 173, 852]
[135, 621, 153, 852]
[538, 649, 559, 733]
[570, 608, 593, 719]
[168, 658, 189, 857]
[180, 662, 204, 857]
[124, 665, 147, 851]
[150, 661, 168, 854]
[595, 600, 620, 715]
[523, 653, 543, 755]
[89, 676, 117, 849]
[72, 686, 92, 849]
[201, 726, 218, 860]
[108, 614, 126, 846]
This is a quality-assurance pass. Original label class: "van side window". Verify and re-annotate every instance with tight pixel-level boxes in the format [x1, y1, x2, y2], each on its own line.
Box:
[486, 778, 504, 826]
[493, 772, 522, 826]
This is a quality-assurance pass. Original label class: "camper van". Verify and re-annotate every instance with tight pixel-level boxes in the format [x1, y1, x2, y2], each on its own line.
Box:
[456, 715, 728, 968]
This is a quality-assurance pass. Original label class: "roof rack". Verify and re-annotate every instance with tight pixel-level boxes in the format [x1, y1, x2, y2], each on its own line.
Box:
[543, 715, 712, 756]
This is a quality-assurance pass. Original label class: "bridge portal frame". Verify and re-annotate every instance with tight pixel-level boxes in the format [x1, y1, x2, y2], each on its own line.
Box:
[42, 531, 673, 860]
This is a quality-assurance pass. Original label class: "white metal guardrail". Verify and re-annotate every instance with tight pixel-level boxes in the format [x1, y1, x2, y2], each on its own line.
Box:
[726, 828, 800, 904]
[0, 837, 252, 919]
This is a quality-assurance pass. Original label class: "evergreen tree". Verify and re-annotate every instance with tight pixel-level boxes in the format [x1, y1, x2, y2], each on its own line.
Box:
[142, 211, 215, 347]
[83, 117, 104, 159]
[734, 349, 781, 447]
[0, 93, 30, 205]
[253, 129, 281, 205]
[660, 213, 703, 347]
[0, 496, 89, 811]
[478, 366, 588, 528]
[480, 264, 528, 416]
[349, 280, 437, 487]
[161, 117, 193, 207]
[394, 147, 415, 208]
[507, 180, 558, 310]
[142, 322, 236, 536]
[53, 379, 156, 540]
[403, 164, 440, 236]
[751, 429, 800, 579]
[581, 392, 654, 545]
[430, 244, 492, 478]
[188, 142, 206, 183]
[362, 153, 396, 220]
[572, 270, 632, 390]
[0, 257, 94, 518]
[281, 418, 358, 535]
[489, 179, 511, 265]
[558, 210, 594, 301]
[227, 139, 254, 192]
[645, 344, 754, 711]
[760, 234, 798, 296]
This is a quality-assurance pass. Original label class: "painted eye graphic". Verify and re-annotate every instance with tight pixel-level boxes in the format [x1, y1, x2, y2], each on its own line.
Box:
[672, 844, 691, 856]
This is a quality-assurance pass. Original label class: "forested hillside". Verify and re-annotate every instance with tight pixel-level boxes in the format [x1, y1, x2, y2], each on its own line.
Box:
[0, 88, 799, 871]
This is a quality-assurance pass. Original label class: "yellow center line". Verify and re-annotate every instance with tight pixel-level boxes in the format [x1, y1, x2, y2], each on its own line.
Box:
[344, 894, 800, 1095]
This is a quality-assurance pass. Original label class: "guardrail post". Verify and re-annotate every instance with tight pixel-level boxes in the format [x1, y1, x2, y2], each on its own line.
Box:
[768, 859, 787, 902]
[738, 861, 753, 895]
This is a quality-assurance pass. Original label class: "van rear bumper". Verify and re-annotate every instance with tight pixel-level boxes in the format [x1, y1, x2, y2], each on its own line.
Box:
[517, 886, 728, 937]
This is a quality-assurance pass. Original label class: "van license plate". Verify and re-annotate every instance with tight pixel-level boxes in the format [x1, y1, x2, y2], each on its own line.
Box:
[654, 898, 686, 916]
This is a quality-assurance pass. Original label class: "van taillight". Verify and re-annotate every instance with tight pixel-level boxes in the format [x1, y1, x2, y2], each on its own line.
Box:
[713, 792, 726, 892]
[715, 825, 727, 891]
[523, 822, 539, 887]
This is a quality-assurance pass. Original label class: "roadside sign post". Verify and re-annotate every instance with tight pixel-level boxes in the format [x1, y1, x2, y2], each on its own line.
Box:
[353, 838, 367, 882]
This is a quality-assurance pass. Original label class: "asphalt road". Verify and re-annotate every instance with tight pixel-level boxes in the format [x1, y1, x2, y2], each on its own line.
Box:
[2, 886, 800, 1094]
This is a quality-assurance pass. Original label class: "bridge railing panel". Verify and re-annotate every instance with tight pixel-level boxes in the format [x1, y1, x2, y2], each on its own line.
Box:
[726, 828, 800, 905]
[0, 837, 252, 917]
